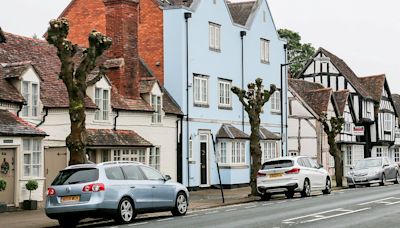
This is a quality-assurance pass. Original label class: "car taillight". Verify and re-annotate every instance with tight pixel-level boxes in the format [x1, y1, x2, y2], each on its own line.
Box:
[47, 187, 56, 196]
[285, 168, 300, 174]
[82, 183, 105, 192]
[257, 171, 266, 177]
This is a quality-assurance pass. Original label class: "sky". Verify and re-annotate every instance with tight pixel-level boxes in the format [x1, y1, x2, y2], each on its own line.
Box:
[1, 0, 399, 93]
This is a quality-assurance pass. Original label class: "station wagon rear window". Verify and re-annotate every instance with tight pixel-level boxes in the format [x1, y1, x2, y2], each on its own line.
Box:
[262, 160, 294, 170]
[52, 168, 99, 185]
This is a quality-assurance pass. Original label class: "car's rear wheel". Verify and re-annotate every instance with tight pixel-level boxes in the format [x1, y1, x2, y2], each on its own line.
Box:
[260, 193, 271, 201]
[115, 197, 136, 224]
[172, 192, 188, 216]
[394, 172, 400, 184]
[285, 190, 295, 199]
[322, 178, 332, 194]
[58, 218, 78, 228]
[379, 174, 386, 186]
[348, 184, 355, 188]
[301, 179, 311, 197]
[365, 183, 371, 187]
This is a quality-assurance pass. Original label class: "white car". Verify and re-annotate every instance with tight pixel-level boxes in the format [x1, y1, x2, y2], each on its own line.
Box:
[257, 156, 331, 200]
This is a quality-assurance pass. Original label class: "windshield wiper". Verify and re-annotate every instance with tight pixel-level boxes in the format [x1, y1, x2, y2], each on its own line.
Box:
[67, 181, 82, 184]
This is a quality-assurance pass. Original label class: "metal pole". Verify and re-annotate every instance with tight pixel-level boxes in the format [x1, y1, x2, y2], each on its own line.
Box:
[184, 12, 192, 187]
[211, 133, 224, 203]
[280, 64, 284, 157]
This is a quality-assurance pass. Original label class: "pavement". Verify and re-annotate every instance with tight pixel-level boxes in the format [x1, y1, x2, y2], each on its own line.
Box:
[0, 186, 257, 228]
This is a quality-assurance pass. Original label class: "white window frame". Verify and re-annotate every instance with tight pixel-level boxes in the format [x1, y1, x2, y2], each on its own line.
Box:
[344, 122, 352, 134]
[209, 22, 221, 51]
[376, 147, 382, 157]
[189, 137, 193, 161]
[194, 75, 208, 106]
[384, 113, 392, 131]
[231, 141, 246, 164]
[149, 147, 160, 170]
[95, 88, 110, 121]
[261, 141, 277, 164]
[23, 138, 42, 177]
[218, 79, 231, 108]
[260, 38, 270, 63]
[270, 91, 281, 113]
[112, 149, 146, 163]
[21, 81, 39, 118]
[395, 148, 400, 162]
[345, 146, 352, 165]
[219, 141, 227, 164]
[151, 94, 162, 123]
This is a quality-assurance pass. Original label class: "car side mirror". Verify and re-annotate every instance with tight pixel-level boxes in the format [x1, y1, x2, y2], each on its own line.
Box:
[318, 164, 324, 169]
[164, 175, 171, 181]
[383, 164, 389, 168]
[349, 166, 353, 170]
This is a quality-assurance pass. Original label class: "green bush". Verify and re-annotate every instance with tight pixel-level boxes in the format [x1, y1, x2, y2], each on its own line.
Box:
[26, 180, 38, 201]
[25, 180, 38, 191]
[0, 179, 6, 192]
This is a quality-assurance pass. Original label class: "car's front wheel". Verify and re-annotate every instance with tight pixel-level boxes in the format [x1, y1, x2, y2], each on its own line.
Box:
[115, 197, 136, 224]
[301, 179, 311, 197]
[394, 172, 400, 184]
[260, 193, 271, 201]
[322, 178, 332, 194]
[285, 190, 295, 199]
[379, 174, 386, 186]
[172, 192, 188, 216]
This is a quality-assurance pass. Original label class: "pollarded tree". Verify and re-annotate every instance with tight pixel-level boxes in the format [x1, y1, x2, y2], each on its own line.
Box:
[231, 78, 276, 196]
[319, 113, 345, 187]
[46, 18, 112, 165]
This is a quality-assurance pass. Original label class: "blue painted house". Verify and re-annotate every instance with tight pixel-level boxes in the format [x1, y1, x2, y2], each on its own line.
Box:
[162, 0, 287, 187]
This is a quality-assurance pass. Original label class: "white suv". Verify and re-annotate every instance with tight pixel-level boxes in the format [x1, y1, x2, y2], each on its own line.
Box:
[257, 156, 331, 200]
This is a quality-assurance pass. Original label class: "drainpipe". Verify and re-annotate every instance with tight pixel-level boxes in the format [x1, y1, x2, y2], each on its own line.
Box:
[177, 116, 184, 183]
[280, 44, 288, 157]
[240, 31, 247, 131]
[284, 44, 288, 156]
[184, 12, 192, 187]
[36, 108, 49, 127]
[113, 110, 120, 131]
[16, 103, 23, 117]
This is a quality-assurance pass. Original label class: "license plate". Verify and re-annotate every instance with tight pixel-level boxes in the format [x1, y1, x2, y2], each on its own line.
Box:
[269, 173, 283, 178]
[355, 177, 367, 182]
[61, 195, 80, 203]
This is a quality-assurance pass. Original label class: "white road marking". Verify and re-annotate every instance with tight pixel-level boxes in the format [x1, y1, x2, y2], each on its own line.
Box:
[262, 203, 274, 206]
[277, 201, 287, 204]
[282, 221, 294, 224]
[301, 207, 370, 223]
[205, 210, 219, 215]
[245, 205, 257, 209]
[129, 222, 148, 226]
[185, 214, 200, 218]
[292, 199, 300, 201]
[226, 208, 238, 212]
[357, 197, 396, 206]
[282, 208, 344, 222]
[157, 218, 174, 222]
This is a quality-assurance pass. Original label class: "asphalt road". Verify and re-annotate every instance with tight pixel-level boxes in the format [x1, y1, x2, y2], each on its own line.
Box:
[110, 183, 400, 228]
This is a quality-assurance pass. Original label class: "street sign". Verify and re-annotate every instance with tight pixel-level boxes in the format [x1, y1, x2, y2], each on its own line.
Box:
[353, 126, 364, 136]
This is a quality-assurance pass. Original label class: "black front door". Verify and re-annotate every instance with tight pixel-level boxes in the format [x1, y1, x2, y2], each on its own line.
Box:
[200, 142, 207, 185]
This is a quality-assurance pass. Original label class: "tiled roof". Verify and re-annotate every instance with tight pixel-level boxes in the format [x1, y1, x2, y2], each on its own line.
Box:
[162, 88, 183, 115]
[0, 67, 25, 104]
[216, 124, 249, 139]
[0, 32, 97, 109]
[0, 109, 47, 136]
[2, 62, 32, 79]
[392, 94, 400, 118]
[358, 74, 386, 103]
[140, 80, 156, 94]
[157, 0, 193, 7]
[226, 1, 256, 26]
[259, 127, 280, 140]
[86, 129, 153, 147]
[333, 90, 350, 115]
[317, 48, 370, 98]
[289, 79, 332, 115]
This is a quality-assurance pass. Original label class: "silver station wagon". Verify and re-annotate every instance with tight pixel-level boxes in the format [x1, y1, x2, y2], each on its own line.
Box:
[45, 161, 189, 227]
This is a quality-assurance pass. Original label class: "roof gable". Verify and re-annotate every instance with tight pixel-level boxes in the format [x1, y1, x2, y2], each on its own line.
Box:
[332, 90, 350, 115]
[0, 109, 46, 136]
[216, 124, 249, 139]
[358, 74, 386, 102]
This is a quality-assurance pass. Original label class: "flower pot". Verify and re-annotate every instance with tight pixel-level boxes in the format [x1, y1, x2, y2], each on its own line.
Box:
[0, 202, 6, 213]
[22, 200, 37, 210]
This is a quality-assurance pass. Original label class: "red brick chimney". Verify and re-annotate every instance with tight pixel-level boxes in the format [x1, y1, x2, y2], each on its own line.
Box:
[104, 0, 140, 99]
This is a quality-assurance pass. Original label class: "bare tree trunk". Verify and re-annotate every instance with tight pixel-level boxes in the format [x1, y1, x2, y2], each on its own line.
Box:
[249, 115, 261, 196]
[334, 153, 343, 187]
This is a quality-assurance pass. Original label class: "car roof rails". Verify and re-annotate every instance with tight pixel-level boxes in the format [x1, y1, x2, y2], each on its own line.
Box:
[98, 161, 143, 166]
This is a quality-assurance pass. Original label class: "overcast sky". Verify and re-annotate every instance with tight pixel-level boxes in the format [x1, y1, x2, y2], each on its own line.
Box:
[1, 0, 399, 93]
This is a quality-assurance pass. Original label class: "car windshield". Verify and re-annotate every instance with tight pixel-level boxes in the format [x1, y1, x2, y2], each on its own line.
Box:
[52, 168, 99, 185]
[354, 159, 382, 169]
[262, 160, 293, 170]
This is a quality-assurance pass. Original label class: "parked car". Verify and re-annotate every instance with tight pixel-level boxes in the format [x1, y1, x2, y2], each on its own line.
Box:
[257, 156, 331, 200]
[45, 161, 189, 227]
[346, 157, 400, 188]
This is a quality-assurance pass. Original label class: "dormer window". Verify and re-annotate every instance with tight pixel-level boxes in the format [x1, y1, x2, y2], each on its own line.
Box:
[151, 94, 162, 123]
[95, 88, 110, 121]
[21, 81, 39, 117]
